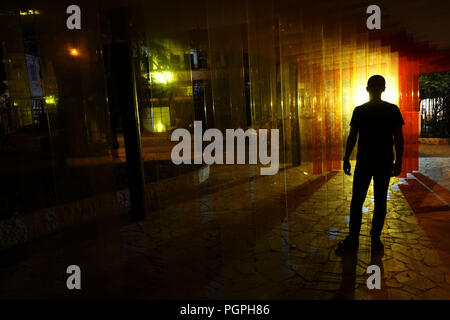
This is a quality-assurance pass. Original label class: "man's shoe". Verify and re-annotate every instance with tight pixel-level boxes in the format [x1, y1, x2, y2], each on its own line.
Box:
[371, 236, 384, 251]
[336, 236, 359, 251]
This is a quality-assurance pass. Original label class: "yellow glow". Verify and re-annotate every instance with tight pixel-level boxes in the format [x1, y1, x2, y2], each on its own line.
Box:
[45, 96, 56, 104]
[155, 122, 165, 132]
[19, 10, 40, 15]
[70, 49, 79, 56]
[353, 83, 399, 106]
[349, 47, 399, 112]
[355, 86, 368, 106]
[13, 102, 18, 106]
[151, 71, 173, 84]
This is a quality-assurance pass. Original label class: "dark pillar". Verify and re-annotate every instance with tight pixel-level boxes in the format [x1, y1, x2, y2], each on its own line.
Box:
[103, 9, 146, 220]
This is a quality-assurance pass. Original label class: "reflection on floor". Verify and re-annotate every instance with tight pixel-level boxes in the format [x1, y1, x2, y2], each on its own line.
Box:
[0, 161, 449, 299]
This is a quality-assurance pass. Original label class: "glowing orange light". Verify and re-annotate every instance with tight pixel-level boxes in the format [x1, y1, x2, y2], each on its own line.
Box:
[70, 49, 79, 56]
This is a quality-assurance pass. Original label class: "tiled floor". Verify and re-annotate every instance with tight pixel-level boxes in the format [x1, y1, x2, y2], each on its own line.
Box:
[419, 157, 450, 190]
[0, 159, 449, 299]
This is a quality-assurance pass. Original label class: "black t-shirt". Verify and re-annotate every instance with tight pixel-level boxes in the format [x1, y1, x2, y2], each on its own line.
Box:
[350, 101, 405, 167]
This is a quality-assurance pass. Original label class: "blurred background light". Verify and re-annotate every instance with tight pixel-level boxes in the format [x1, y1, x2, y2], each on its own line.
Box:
[151, 71, 173, 84]
[45, 96, 56, 104]
[69, 48, 79, 56]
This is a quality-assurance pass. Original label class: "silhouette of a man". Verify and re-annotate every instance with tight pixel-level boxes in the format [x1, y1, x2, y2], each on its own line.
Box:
[339, 75, 404, 251]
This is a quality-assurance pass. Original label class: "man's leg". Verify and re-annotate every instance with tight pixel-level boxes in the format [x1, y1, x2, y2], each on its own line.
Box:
[348, 164, 372, 239]
[371, 173, 391, 238]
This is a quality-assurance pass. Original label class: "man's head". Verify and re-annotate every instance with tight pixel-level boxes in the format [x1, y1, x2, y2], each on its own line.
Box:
[366, 75, 386, 99]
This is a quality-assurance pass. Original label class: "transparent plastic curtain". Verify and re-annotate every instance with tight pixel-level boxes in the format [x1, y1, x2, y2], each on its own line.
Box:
[33, 0, 118, 210]
[0, 0, 122, 278]
[399, 56, 420, 177]
[0, 0, 120, 219]
[246, 0, 278, 130]
[139, 0, 196, 134]
[0, 13, 40, 217]
[294, 6, 402, 176]
[206, 0, 247, 130]
[1, 16, 34, 128]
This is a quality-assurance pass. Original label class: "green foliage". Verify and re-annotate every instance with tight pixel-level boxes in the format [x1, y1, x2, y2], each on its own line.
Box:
[419, 72, 450, 99]
[419, 72, 450, 137]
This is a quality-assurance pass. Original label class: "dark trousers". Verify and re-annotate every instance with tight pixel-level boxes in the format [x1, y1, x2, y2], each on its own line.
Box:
[349, 162, 391, 238]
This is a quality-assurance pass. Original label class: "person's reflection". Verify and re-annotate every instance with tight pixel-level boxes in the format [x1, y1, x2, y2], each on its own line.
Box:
[334, 249, 358, 300]
[334, 244, 385, 300]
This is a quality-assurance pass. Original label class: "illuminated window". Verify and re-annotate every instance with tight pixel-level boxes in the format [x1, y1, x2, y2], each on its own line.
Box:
[151, 106, 170, 132]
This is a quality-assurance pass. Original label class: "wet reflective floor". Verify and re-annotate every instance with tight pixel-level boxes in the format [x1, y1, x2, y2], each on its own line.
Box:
[0, 158, 449, 299]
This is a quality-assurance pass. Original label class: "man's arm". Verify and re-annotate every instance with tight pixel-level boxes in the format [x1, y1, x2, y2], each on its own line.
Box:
[392, 126, 404, 176]
[343, 126, 358, 175]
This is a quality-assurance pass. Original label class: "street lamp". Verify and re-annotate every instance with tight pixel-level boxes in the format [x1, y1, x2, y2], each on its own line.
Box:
[69, 48, 79, 56]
